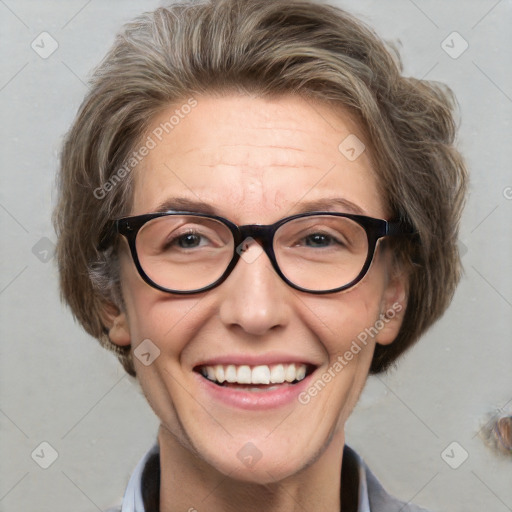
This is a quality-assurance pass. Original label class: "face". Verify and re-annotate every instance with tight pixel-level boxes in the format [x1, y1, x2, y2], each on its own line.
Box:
[108, 94, 406, 484]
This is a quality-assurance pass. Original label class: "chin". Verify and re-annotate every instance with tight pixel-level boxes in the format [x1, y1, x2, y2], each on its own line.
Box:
[212, 453, 309, 486]
[191, 431, 327, 486]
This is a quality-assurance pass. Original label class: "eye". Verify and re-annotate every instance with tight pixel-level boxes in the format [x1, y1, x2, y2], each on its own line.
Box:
[303, 233, 340, 247]
[175, 233, 204, 248]
[163, 229, 212, 251]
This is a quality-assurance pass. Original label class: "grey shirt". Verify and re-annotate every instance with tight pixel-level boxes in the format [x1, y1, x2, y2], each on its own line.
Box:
[109, 443, 431, 512]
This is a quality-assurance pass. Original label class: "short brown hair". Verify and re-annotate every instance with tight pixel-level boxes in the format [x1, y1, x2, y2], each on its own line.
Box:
[53, 0, 468, 376]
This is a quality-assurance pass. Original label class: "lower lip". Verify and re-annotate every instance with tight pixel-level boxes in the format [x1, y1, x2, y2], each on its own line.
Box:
[194, 371, 315, 410]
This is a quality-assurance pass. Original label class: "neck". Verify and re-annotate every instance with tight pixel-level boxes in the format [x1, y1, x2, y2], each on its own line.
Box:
[157, 426, 346, 512]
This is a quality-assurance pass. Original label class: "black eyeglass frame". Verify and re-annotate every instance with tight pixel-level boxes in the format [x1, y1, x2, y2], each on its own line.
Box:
[99, 210, 412, 295]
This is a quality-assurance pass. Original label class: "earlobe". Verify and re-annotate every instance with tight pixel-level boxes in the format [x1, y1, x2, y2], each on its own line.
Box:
[101, 303, 131, 347]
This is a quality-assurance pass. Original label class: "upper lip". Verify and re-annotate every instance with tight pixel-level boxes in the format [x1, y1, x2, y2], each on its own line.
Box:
[193, 353, 320, 369]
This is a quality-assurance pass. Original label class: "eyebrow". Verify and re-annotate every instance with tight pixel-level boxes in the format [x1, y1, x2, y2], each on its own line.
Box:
[293, 198, 366, 216]
[153, 197, 218, 215]
[152, 196, 366, 217]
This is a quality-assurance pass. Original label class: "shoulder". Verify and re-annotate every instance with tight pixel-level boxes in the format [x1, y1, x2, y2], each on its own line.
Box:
[344, 445, 434, 512]
[365, 466, 432, 511]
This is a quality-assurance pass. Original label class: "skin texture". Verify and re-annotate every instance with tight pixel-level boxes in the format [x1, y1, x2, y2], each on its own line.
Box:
[106, 94, 407, 512]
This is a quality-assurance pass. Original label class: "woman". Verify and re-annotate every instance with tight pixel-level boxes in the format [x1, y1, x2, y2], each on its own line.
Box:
[53, 0, 467, 510]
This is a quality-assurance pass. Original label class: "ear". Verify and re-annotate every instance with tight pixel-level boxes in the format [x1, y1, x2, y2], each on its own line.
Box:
[101, 302, 131, 347]
[375, 270, 408, 346]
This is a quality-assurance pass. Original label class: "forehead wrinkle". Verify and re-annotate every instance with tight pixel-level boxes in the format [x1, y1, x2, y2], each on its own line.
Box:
[197, 162, 321, 170]
[216, 143, 307, 151]
[134, 95, 384, 219]
[190, 145, 332, 171]
[179, 144, 311, 157]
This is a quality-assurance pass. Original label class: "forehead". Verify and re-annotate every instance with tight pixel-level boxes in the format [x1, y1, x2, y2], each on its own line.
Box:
[132, 94, 387, 221]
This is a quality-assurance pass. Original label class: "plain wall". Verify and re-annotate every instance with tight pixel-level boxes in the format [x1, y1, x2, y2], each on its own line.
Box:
[0, 1, 511, 511]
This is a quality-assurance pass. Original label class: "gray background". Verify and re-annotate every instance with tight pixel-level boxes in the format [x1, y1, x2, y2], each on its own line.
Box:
[1, 0, 511, 511]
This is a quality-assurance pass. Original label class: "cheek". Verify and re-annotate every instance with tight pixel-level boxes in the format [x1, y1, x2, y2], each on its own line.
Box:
[299, 283, 386, 426]
[127, 291, 206, 353]
[303, 280, 386, 358]
[119, 253, 207, 352]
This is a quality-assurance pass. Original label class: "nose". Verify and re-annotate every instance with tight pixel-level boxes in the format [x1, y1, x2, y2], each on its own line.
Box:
[217, 240, 290, 336]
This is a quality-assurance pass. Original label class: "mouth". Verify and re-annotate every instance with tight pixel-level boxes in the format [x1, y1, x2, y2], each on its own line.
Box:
[194, 363, 316, 391]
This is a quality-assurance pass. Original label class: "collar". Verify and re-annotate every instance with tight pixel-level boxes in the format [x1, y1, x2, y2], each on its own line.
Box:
[120, 443, 379, 512]
[121, 443, 159, 512]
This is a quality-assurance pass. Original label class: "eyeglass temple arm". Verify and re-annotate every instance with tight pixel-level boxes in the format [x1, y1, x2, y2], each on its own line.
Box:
[97, 221, 119, 251]
[386, 219, 416, 237]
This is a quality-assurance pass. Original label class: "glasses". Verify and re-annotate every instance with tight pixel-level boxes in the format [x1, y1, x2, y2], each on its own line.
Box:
[99, 211, 412, 295]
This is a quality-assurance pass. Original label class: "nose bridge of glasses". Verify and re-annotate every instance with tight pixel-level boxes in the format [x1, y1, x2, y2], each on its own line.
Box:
[237, 224, 275, 252]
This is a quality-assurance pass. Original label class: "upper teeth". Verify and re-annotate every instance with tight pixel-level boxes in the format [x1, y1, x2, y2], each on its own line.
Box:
[200, 363, 307, 385]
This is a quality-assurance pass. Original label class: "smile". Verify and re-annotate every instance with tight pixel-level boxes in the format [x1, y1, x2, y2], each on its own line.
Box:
[197, 363, 311, 386]
[193, 357, 319, 409]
